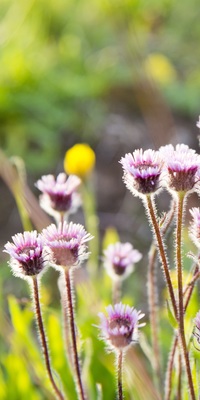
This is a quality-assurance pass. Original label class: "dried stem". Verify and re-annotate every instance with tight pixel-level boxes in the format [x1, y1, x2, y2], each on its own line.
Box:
[64, 268, 86, 400]
[176, 193, 196, 400]
[144, 195, 178, 320]
[117, 350, 123, 400]
[32, 276, 65, 400]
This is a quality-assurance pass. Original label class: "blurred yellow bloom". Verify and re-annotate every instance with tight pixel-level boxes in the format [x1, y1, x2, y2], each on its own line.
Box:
[144, 53, 177, 85]
[64, 143, 96, 178]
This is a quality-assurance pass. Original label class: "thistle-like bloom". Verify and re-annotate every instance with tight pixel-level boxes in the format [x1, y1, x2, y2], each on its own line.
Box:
[35, 173, 81, 219]
[189, 207, 200, 248]
[120, 149, 164, 197]
[103, 242, 142, 280]
[4, 231, 47, 280]
[159, 144, 200, 194]
[42, 221, 93, 270]
[98, 303, 145, 351]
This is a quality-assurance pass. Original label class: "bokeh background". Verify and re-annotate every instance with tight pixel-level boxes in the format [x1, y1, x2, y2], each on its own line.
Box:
[1, 0, 200, 399]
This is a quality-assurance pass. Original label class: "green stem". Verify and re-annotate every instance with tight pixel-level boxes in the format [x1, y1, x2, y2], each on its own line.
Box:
[176, 193, 196, 400]
[32, 277, 65, 400]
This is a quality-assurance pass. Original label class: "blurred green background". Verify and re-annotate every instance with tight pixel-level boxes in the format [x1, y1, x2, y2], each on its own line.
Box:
[1, 0, 200, 399]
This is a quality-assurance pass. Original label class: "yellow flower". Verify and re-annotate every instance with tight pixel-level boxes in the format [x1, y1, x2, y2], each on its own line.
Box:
[144, 53, 176, 85]
[64, 143, 96, 178]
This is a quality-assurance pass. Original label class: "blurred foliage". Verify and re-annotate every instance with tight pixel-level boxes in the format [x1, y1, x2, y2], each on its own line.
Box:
[1, 0, 200, 172]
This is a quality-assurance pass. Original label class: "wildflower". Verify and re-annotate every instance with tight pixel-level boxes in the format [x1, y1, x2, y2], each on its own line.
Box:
[189, 207, 200, 248]
[98, 303, 145, 351]
[104, 242, 142, 280]
[64, 143, 96, 178]
[42, 221, 93, 270]
[35, 173, 81, 220]
[4, 231, 47, 280]
[144, 53, 176, 85]
[120, 149, 163, 197]
[197, 116, 200, 129]
[159, 144, 200, 194]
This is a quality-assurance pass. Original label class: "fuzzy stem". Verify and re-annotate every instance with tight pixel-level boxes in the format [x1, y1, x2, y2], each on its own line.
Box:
[32, 276, 65, 400]
[64, 269, 86, 400]
[148, 244, 162, 388]
[117, 350, 123, 400]
[176, 193, 196, 400]
[165, 262, 199, 400]
[177, 352, 182, 400]
[113, 279, 122, 304]
[145, 195, 178, 320]
[164, 334, 178, 400]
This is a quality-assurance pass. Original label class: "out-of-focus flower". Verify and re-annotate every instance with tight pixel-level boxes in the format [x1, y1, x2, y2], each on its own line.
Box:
[4, 231, 47, 280]
[196, 116, 200, 129]
[103, 242, 142, 281]
[159, 144, 200, 194]
[189, 207, 200, 248]
[42, 221, 93, 270]
[144, 53, 177, 85]
[120, 149, 164, 197]
[35, 173, 81, 220]
[64, 144, 96, 178]
[98, 303, 145, 351]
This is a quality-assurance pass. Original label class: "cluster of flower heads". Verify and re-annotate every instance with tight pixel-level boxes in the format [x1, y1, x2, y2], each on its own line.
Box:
[120, 144, 200, 198]
[4, 222, 93, 280]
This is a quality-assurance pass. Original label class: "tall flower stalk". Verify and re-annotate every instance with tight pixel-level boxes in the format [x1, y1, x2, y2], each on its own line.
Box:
[4, 231, 65, 400]
[97, 303, 145, 399]
[42, 221, 93, 400]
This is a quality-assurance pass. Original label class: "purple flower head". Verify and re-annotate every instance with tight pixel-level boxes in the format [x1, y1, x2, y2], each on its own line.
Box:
[42, 221, 93, 270]
[189, 207, 200, 248]
[98, 303, 145, 351]
[4, 231, 47, 280]
[159, 144, 200, 194]
[103, 242, 142, 280]
[120, 149, 163, 197]
[193, 311, 200, 346]
[35, 173, 81, 219]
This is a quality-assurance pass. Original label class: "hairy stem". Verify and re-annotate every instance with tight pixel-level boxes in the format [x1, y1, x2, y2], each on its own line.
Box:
[64, 269, 86, 400]
[176, 193, 196, 400]
[32, 276, 65, 400]
[117, 350, 123, 400]
[145, 195, 177, 319]
[148, 244, 162, 387]
[113, 279, 122, 304]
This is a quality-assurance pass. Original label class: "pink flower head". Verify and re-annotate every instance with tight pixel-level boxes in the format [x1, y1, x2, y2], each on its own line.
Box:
[42, 221, 93, 270]
[98, 303, 145, 350]
[189, 207, 200, 248]
[120, 149, 163, 197]
[103, 242, 142, 280]
[35, 173, 81, 219]
[159, 144, 200, 194]
[4, 231, 47, 280]
[193, 311, 200, 346]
